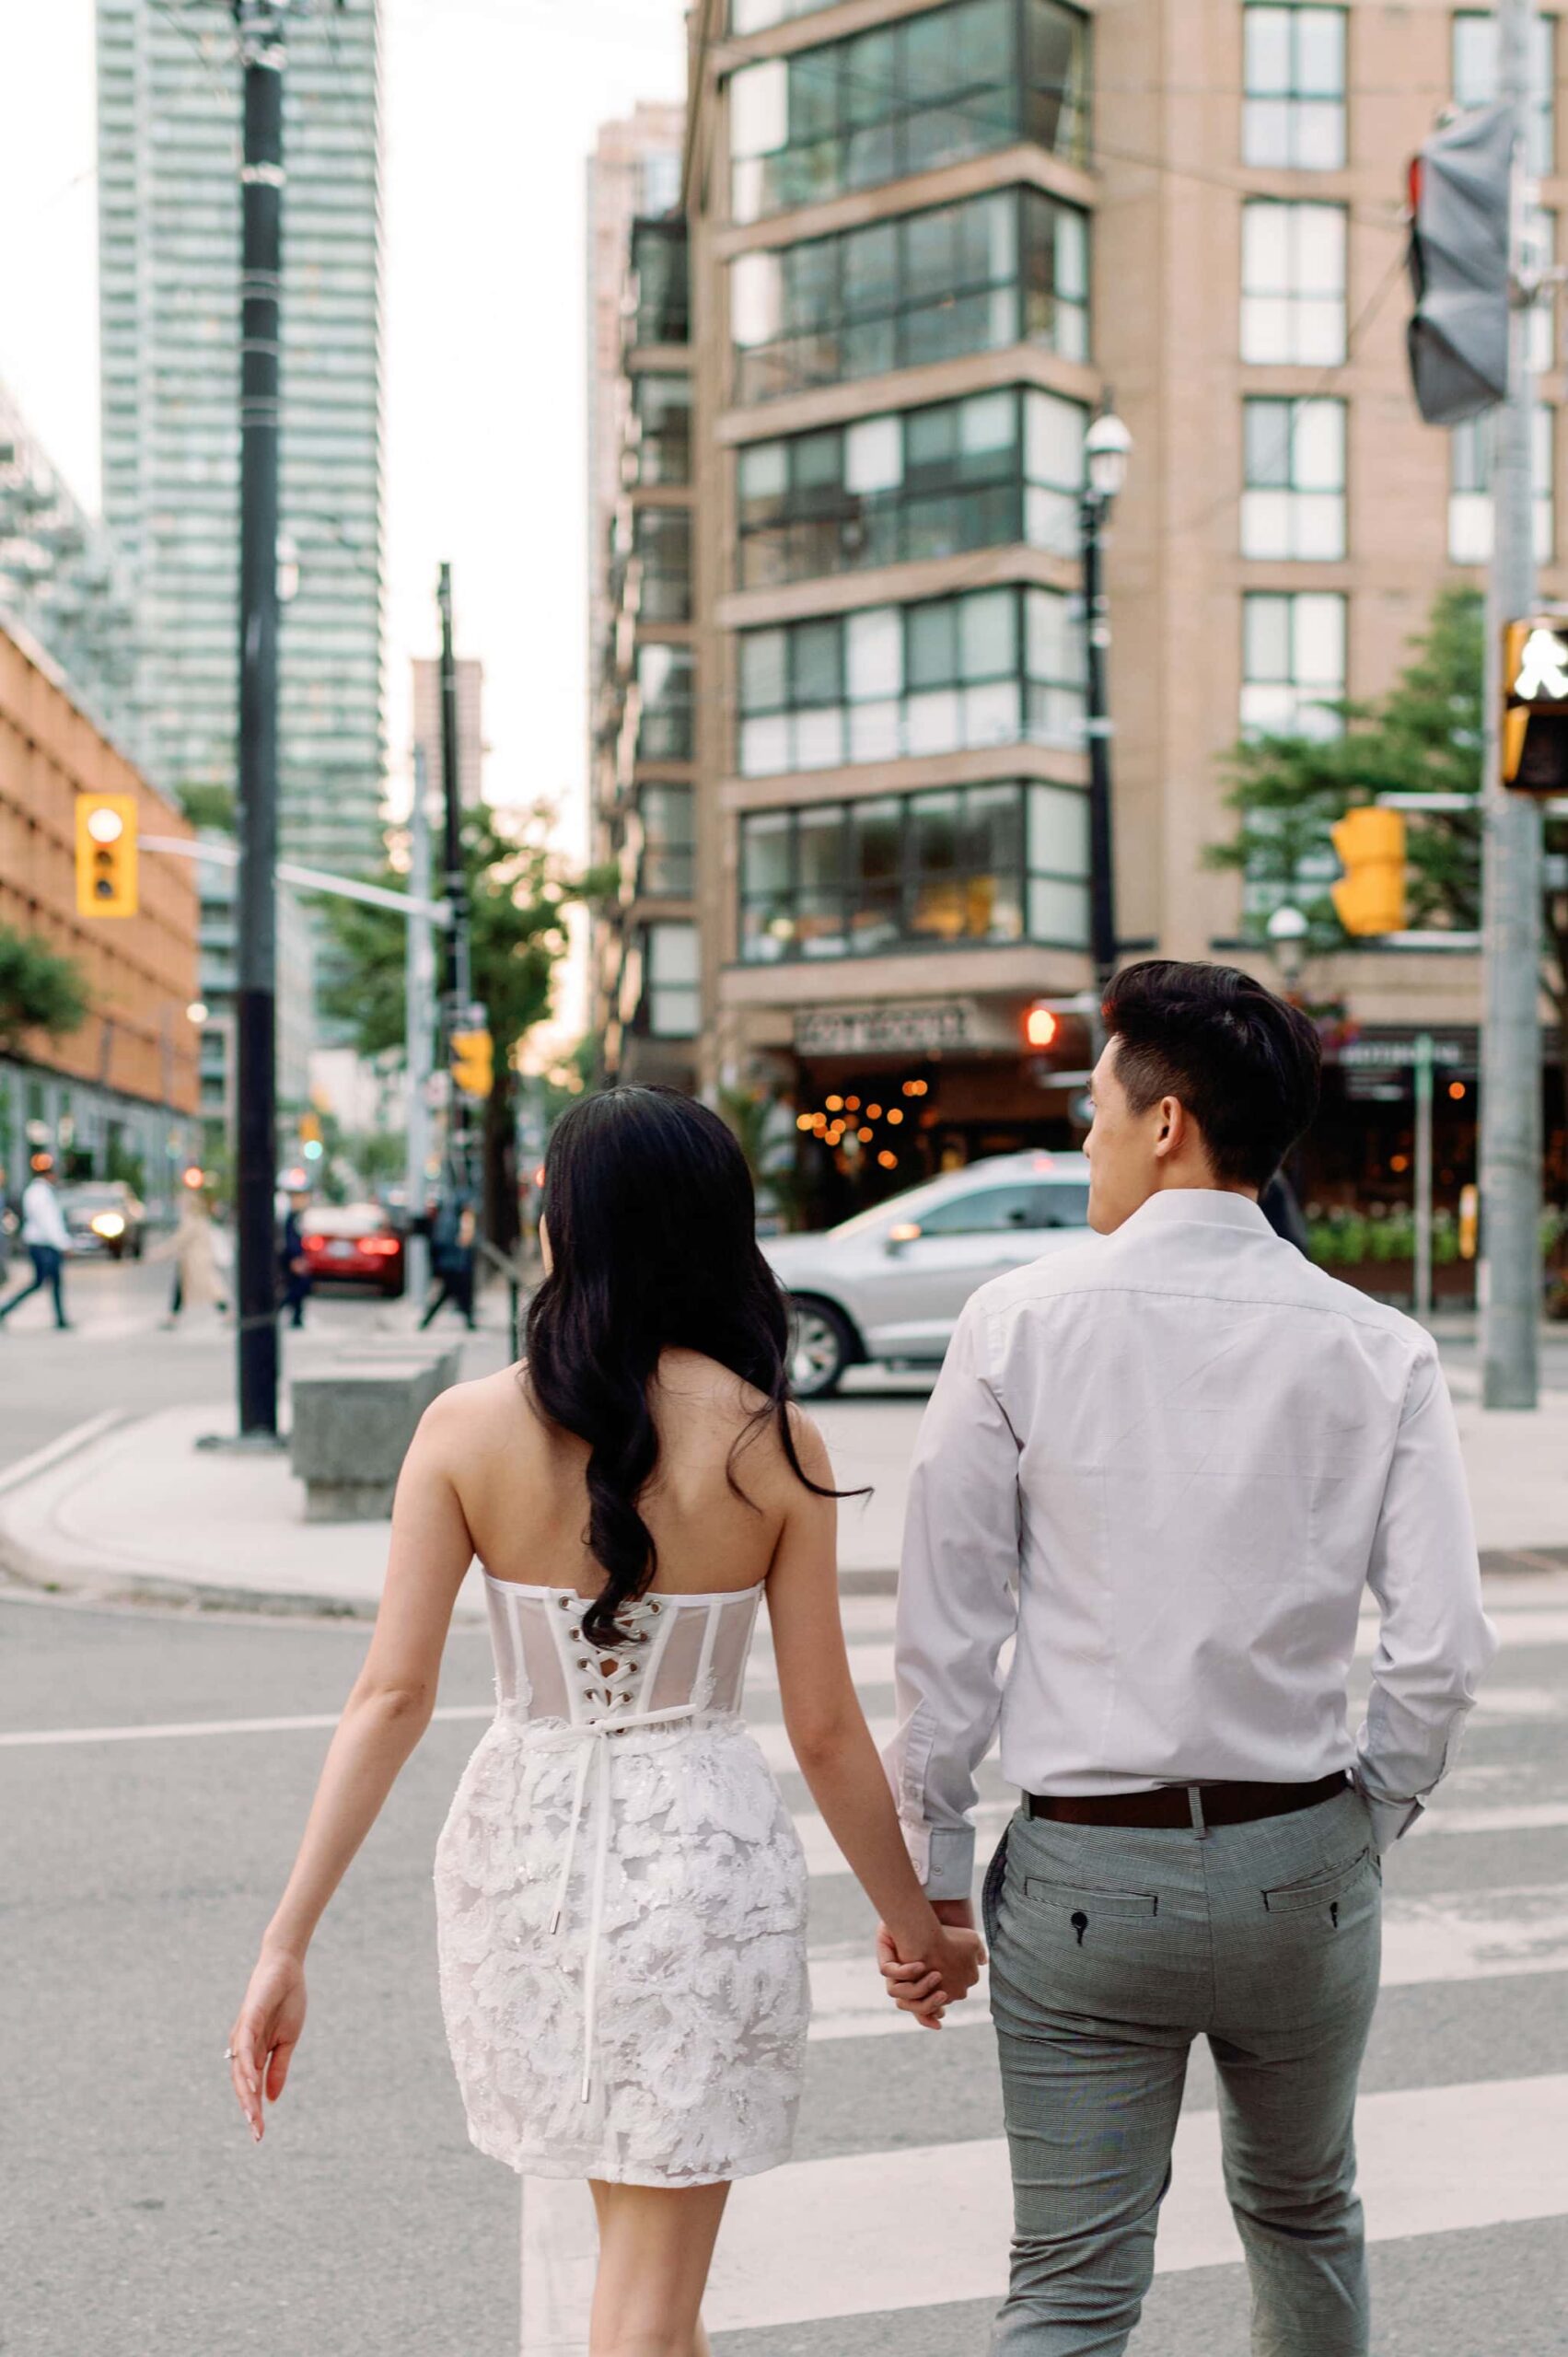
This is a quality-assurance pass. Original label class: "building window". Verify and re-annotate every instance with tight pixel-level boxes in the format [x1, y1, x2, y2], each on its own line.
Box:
[1453, 11, 1555, 178]
[630, 218, 690, 346]
[736, 386, 1086, 587]
[629, 374, 691, 487]
[633, 508, 691, 622]
[1449, 405, 1556, 565]
[1241, 202, 1346, 364]
[645, 921, 700, 1036]
[728, 0, 1090, 225]
[1241, 398, 1346, 559]
[738, 585, 1085, 777]
[1242, 7, 1346, 169]
[635, 644, 694, 762]
[739, 779, 1089, 961]
[730, 186, 1089, 406]
[1240, 591, 1346, 738]
[638, 784, 695, 898]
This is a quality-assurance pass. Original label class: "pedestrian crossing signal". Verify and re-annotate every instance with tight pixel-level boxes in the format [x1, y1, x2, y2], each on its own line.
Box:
[1330, 806, 1407, 938]
[450, 1028, 494, 1100]
[1501, 617, 1568, 795]
[75, 794, 139, 919]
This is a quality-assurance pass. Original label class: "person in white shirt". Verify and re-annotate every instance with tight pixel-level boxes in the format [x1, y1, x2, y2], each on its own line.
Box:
[879, 959, 1497, 2357]
[0, 1155, 74, 1331]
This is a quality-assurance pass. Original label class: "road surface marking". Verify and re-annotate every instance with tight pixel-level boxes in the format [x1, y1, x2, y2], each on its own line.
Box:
[703, 2072, 1568, 2332]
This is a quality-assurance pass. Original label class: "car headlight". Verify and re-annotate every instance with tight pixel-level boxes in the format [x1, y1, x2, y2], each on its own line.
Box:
[91, 1212, 126, 1238]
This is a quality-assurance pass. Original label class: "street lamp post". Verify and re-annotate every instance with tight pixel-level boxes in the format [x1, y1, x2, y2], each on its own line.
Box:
[1081, 407, 1132, 992]
[1266, 902, 1310, 996]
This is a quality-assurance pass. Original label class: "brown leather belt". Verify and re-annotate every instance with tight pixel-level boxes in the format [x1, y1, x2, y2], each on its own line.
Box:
[1026, 1770, 1350, 1831]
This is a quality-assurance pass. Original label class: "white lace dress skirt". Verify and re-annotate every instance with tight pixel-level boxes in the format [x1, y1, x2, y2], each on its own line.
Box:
[434, 1711, 810, 2188]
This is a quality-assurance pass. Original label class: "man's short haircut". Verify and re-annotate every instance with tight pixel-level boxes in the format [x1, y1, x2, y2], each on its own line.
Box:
[1101, 959, 1321, 1191]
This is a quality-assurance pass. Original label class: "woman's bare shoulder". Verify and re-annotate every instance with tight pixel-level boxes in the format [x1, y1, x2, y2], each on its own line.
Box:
[416, 1365, 535, 1461]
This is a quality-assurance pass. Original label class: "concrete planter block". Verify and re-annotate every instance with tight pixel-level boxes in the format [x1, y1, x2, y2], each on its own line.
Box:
[290, 1346, 461, 1522]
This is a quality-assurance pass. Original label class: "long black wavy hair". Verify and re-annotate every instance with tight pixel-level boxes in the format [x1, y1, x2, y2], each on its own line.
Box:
[523, 1086, 845, 1646]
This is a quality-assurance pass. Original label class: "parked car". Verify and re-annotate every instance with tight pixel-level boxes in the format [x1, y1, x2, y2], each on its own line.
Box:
[298, 1202, 405, 1297]
[762, 1150, 1093, 1399]
[59, 1179, 147, 1260]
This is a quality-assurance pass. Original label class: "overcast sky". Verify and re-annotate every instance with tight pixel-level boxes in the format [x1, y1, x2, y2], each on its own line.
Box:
[0, 0, 688, 863]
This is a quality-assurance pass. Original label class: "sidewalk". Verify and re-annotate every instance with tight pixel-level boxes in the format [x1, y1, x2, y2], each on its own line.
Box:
[1, 1355, 1563, 1619]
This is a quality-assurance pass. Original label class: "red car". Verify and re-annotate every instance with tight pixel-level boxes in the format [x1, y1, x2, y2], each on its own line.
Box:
[298, 1202, 405, 1297]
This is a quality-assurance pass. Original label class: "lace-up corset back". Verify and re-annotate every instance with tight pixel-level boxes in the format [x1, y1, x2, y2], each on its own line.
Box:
[483, 1577, 762, 1726]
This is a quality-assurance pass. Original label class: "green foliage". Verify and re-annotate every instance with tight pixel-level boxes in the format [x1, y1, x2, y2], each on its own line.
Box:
[0, 925, 90, 1055]
[317, 804, 590, 1071]
[341, 1128, 405, 1193]
[1209, 587, 1493, 955]
[176, 782, 237, 832]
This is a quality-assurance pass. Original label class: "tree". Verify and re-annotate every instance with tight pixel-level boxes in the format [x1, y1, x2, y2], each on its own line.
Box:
[175, 782, 236, 833]
[1209, 587, 1568, 1196]
[0, 925, 89, 1057]
[317, 804, 591, 1252]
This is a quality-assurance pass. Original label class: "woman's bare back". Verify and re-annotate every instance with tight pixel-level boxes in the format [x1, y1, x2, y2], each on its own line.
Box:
[438, 1350, 798, 1597]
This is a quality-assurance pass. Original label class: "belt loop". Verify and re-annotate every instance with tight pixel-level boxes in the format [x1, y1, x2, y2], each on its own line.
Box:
[1188, 1784, 1208, 1840]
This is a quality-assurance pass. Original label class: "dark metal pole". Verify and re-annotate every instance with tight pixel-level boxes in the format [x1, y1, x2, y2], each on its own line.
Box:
[234, 1, 286, 1438]
[1081, 493, 1118, 991]
[436, 563, 473, 1192]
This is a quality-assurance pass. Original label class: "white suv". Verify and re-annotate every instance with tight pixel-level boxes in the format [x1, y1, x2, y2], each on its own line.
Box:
[763, 1149, 1093, 1399]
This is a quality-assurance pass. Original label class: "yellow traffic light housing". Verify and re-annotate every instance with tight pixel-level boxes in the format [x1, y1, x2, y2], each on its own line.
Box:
[75, 794, 139, 919]
[450, 1027, 494, 1100]
[1501, 616, 1568, 794]
[1330, 805, 1407, 938]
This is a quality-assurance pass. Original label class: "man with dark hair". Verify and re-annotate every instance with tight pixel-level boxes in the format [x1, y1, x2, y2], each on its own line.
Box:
[882, 959, 1496, 2355]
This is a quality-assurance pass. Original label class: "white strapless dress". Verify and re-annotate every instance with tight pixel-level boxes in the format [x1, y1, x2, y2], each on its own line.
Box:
[434, 1575, 810, 2190]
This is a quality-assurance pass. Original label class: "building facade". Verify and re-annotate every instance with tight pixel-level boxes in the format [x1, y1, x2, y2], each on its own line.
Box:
[0, 624, 201, 1212]
[586, 106, 702, 1087]
[95, 0, 385, 873]
[679, 0, 1562, 1215]
[412, 656, 486, 811]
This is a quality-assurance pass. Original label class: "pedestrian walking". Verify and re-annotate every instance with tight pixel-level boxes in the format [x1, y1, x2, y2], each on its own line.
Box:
[278, 1190, 312, 1329]
[157, 1184, 228, 1326]
[418, 1189, 477, 1329]
[0, 1155, 74, 1331]
[879, 959, 1498, 2357]
[226, 1086, 982, 2352]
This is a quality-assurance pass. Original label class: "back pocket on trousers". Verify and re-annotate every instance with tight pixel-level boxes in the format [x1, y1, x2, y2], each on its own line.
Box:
[1261, 1848, 1374, 1916]
[1022, 1880, 1160, 1921]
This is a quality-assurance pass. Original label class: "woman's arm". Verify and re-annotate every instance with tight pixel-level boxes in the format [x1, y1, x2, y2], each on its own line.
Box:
[766, 1414, 983, 2021]
[226, 1391, 476, 2139]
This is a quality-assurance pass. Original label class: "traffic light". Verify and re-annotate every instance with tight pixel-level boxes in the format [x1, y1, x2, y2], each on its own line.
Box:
[450, 1027, 494, 1100]
[1023, 1002, 1061, 1051]
[1330, 806, 1407, 937]
[75, 793, 139, 919]
[1406, 103, 1513, 426]
[1500, 616, 1568, 794]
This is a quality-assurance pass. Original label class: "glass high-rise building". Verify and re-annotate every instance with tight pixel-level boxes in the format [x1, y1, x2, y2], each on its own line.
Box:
[95, 0, 384, 874]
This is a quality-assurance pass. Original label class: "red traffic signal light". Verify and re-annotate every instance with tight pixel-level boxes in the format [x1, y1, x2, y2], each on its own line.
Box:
[1024, 1003, 1060, 1051]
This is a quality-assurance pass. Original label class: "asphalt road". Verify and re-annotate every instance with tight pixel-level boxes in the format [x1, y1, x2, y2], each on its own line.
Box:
[5, 1255, 1568, 2353]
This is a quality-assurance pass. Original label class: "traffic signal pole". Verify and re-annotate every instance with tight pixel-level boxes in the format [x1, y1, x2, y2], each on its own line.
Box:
[1480, 0, 1545, 1409]
[233, 0, 287, 1440]
[436, 564, 476, 1202]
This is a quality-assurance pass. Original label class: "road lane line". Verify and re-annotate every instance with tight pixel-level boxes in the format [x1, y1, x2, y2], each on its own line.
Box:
[0, 1701, 496, 1747]
[703, 2073, 1568, 2332]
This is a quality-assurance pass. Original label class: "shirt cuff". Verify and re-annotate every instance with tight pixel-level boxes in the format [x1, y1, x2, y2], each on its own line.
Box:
[1353, 1779, 1424, 1856]
[923, 1823, 977, 1901]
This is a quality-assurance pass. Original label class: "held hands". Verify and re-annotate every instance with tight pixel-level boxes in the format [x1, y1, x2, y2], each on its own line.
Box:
[226, 1945, 307, 2143]
[877, 1898, 986, 2030]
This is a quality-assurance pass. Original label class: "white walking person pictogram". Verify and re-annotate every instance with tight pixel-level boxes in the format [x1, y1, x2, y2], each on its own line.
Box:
[1512, 625, 1568, 701]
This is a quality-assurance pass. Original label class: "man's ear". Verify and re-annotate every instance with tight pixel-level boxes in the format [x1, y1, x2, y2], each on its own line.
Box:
[1153, 1094, 1184, 1162]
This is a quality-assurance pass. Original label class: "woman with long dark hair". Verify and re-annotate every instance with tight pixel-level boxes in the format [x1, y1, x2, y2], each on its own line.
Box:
[227, 1086, 982, 2351]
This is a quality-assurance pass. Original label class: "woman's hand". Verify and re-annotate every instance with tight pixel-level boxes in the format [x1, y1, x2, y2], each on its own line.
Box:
[227, 1946, 307, 2142]
[877, 1909, 987, 2029]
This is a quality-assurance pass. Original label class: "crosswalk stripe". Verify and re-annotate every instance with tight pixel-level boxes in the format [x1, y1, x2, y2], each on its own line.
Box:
[703, 2072, 1568, 2333]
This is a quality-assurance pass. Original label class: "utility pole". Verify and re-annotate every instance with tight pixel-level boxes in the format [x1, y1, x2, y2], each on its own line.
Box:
[1480, 0, 1545, 1409]
[436, 563, 474, 1199]
[1079, 408, 1132, 993]
[233, 0, 287, 1440]
[404, 746, 435, 1306]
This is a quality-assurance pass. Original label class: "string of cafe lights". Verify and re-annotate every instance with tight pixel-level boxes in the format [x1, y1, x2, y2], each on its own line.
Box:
[794, 1074, 932, 1168]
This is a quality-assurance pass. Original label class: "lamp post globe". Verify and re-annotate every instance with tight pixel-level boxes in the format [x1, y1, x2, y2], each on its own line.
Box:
[1266, 902, 1310, 992]
[1085, 410, 1132, 506]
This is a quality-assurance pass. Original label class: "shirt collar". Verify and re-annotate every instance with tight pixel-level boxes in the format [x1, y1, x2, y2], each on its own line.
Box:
[1119, 1187, 1272, 1237]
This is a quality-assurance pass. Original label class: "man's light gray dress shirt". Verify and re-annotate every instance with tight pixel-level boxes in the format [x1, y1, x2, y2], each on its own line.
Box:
[885, 1188, 1498, 1898]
